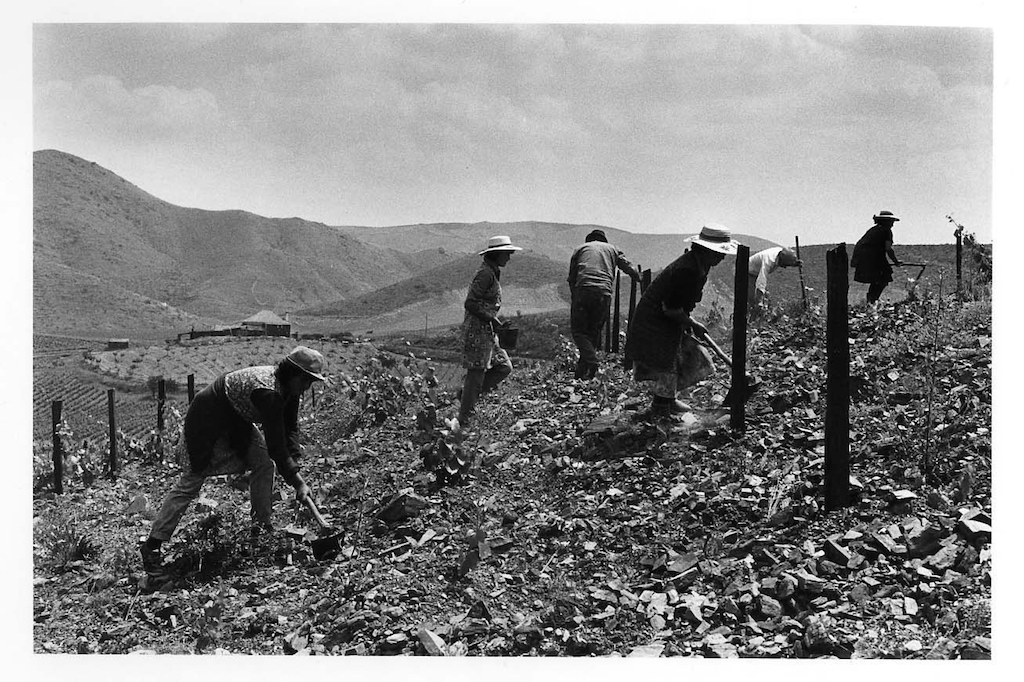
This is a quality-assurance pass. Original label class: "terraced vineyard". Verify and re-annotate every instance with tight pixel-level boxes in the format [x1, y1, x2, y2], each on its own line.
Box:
[32, 361, 188, 444]
[32, 335, 464, 446]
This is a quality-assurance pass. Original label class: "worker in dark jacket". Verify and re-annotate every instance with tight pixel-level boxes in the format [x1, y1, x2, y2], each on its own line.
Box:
[851, 210, 903, 304]
[567, 229, 640, 379]
[140, 346, 326, 584]
[624, 224, 739, 414]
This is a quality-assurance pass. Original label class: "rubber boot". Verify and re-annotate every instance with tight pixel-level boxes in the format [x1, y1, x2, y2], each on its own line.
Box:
[139, 538, 171, 592]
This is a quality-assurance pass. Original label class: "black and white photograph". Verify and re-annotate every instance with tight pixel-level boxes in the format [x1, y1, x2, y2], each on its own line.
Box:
[9, 0, 1015, 674]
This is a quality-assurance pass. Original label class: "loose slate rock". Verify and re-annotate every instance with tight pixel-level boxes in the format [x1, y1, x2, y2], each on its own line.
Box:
[417, 628, 448, 656]
[628, 642, 665, 657]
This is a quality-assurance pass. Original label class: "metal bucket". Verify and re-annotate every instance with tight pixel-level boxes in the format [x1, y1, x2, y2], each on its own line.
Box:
[495, 326, 520, 350]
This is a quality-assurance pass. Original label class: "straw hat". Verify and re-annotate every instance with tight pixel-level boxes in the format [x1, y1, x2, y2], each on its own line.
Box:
[284, 346, 326, 381]
[478, 235, 523, 255]
[873, 210, 900, 222]
[685, 224, 740, 255]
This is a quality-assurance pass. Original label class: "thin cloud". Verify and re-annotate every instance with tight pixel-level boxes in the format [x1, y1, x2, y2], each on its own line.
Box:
[36, 75, 222, 140]
[32, 23, 993, 242]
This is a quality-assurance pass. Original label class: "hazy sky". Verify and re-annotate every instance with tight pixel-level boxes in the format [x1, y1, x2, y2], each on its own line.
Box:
[30, 8, 998, 246]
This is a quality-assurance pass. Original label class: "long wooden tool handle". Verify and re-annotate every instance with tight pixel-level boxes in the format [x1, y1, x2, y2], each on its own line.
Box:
[696, 330, 733, 368]
[795, 236, 808, 311]
[303, 496, 331, 529]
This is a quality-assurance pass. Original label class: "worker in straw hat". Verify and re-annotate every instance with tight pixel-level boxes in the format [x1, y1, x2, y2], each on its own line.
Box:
[459, 235, 522, 425]
[851, 210, 904, 304]
[567, 228, 641, 380]
[140, 346, 327, 588]
[624, 224, 740, 414]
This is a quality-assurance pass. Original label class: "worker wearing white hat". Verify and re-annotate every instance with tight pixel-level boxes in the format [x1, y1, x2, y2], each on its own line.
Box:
[459, 235, 522, 424]
[624, 224, 740, 414]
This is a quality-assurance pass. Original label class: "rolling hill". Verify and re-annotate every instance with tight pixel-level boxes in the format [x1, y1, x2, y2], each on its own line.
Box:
[34, 148, 974, 339]
[294, 251, 573, 334]
[33, 150, 440, 337]
[337, 221, 781, 273]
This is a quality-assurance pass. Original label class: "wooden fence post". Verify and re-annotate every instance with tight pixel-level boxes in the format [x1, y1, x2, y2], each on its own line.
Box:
[612, 271, 621, 353]
[51, 400, 64, 494]
[157, 378, 166, 431]
[731, 245, 750, 431]
[107, 389, 117, 480]
[157, 378, 166, 460]
[949, 215, 965, 301]
[627, 271, 638, 337]
[825, 244, 851, 511]
[187, 373, 195, 403]
[795, 236, 808, 311]
[641, 269, 652, 294]
[955, 229, 963, 301]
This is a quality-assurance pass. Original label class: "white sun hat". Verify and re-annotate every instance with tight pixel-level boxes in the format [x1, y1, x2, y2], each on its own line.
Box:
[685, 223, 740, 255]
[478, 235, 523, 255]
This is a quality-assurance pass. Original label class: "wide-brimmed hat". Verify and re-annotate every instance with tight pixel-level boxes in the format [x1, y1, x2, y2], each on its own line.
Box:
[585, 229, 608, 243]
[284, 346, 326, 381]
[873, 210, 900, 222]
[478, 235, 523, 255]
[685, 223, 740, 255]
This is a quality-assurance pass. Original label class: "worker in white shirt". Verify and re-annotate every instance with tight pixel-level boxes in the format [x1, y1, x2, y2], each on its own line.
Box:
[747, 246, 801, 317]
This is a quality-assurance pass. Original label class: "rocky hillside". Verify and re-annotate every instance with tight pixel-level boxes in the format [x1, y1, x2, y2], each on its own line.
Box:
[33, 150, 433, 336]
[32, 295, 991, 657]
[35, 148, 980, 340]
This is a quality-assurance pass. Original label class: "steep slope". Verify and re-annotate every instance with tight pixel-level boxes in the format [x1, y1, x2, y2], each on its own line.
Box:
[33, 259, 216, 339]
[32, 150, 429, 331]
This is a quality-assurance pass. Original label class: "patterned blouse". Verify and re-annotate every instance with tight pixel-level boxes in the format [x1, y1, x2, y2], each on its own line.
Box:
[464, 259, 502, 321]
[462, 259, 506, 370]
[224, 366, 280, 422]
[183, 365, 303, 485]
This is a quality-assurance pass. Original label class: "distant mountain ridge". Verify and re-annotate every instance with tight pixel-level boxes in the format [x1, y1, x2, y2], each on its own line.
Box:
[35, 148, 855, 339]
[337, 221, 781, 273]
[33, 150, 446, 337]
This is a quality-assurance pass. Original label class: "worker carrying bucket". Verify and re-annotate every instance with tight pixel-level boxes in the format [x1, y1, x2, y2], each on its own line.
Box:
[623, 224, 739, 415]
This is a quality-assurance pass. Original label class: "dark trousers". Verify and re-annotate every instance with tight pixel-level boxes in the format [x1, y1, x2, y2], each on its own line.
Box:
[570, 287, 610, 378]
[867, 281, 888, 303]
